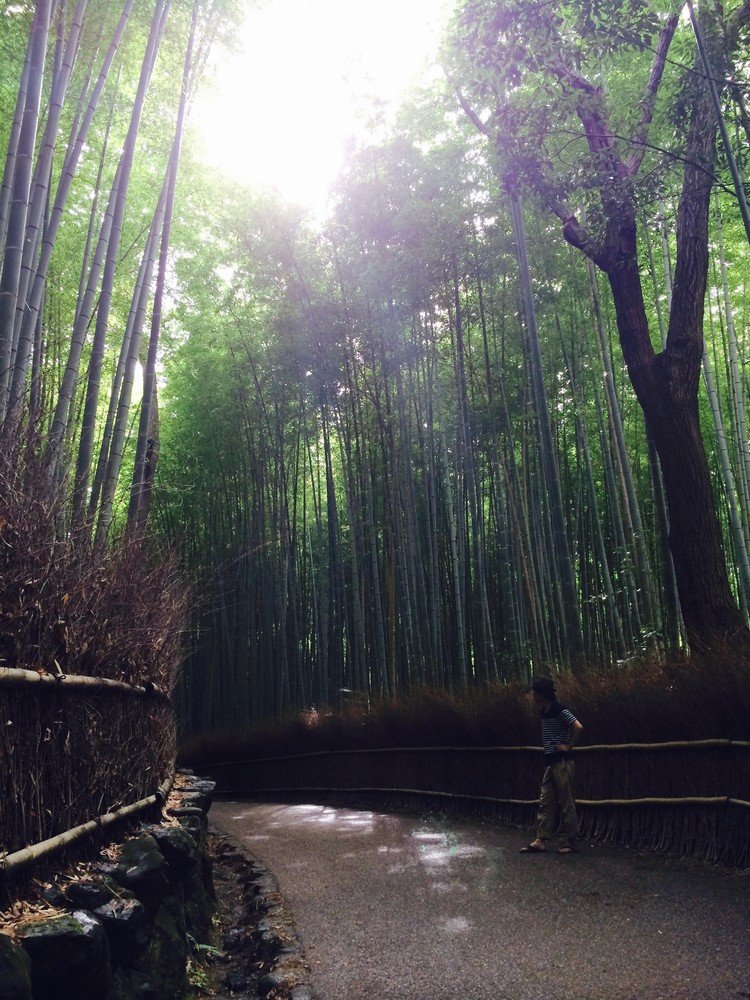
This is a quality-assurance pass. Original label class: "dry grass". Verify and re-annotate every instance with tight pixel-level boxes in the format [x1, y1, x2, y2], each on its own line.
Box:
[0, 432, 189, 689]
[182, 650, 750, 767]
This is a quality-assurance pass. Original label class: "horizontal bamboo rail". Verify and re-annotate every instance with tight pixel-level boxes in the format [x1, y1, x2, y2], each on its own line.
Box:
[0, 773, 175, 876]
[204, 737, 750, 769]
[0, 666, 171, 702]
[220, 785, 750, 810]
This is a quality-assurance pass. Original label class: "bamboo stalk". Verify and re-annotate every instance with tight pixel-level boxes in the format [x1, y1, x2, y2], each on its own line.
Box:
[214, 785, 750, 809]
[217, 786, 540, 806]
[508, 189, 582, 660]
[685, 0, 750, 246]
[0, 0, 52, 415]
[0, 774, 174, 875]
[127, 0, 196, 535]
[0, 667, 171, 702]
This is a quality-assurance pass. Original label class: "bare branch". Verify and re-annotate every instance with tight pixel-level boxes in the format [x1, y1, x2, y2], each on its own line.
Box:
[455, 89, 493, 137]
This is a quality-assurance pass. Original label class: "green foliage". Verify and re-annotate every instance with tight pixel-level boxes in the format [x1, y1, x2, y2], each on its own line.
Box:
[140, 0, 750, 733]
[156, 86, 684, 734]
[445, 0, 691, 232]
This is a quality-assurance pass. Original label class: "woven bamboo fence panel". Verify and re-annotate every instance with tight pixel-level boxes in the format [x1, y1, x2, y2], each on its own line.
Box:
[0, 672, 175, 856]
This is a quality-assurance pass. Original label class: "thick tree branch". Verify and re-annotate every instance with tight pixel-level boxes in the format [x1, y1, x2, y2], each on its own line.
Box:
[560, 214, 610, 270]
[727, 0, 750, 51]
[550, 63, 623, 178]
[625, 13, 680, 176]
[666, 57, 715, 359]
[456, 78, 613, 269]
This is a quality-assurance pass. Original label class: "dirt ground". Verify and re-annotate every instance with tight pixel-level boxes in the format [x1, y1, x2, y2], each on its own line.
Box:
[190, 833, 310, 1000]
[187, 833, 262, 999]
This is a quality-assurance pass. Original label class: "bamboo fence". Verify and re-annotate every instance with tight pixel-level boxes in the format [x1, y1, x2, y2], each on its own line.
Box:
[0, 668, 176, 861]
[203, 740, 750, 866]
[0, 774, 174, 876]
[0, 667, 172, 701]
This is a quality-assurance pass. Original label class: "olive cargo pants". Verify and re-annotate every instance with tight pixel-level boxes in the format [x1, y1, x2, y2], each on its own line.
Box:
[536, 760, 580, 841]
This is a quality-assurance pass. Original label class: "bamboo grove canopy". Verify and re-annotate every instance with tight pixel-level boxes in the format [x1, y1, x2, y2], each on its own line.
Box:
[2, 1, 750, 737]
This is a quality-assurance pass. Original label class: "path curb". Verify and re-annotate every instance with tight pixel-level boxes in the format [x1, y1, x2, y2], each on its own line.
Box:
[213, 831, 314, 999]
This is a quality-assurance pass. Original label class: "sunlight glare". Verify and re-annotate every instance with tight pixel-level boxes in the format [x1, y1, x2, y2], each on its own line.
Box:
[192, 0, 451, 215]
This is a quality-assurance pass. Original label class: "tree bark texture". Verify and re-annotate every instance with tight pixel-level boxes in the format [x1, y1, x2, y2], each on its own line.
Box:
[604, 243, 746, 647]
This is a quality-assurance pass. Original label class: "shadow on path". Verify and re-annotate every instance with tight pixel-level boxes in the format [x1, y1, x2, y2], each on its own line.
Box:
[210, 800, 750, 1000]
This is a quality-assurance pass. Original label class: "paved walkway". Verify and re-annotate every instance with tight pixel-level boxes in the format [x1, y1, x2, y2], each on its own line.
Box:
[210, 800, 750, 1000]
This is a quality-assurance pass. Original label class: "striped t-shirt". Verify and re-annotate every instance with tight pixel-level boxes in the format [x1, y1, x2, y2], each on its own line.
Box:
[540, 702, 578, 762]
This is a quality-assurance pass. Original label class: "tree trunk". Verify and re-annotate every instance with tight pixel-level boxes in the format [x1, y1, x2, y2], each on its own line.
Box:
[572, 27, 748, 649]
[605, 238, 746, 647]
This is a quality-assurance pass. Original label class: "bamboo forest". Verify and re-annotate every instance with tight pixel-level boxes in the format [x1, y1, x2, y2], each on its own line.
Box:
[1, 0, 750, 744]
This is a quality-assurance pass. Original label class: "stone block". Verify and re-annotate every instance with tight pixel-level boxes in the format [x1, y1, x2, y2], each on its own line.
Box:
[131, 893, 188, 1000]
[94, 892, 149, 965]
[111, 835, 170, 910]
[17, 910, 111, 1000]
[149, 825, 200, 878]
[0, 932, 31, 1000]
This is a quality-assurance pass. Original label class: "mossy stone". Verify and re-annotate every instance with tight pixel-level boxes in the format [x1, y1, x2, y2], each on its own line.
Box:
[0, 932, 32, 1000]
[17, 911, 111, 1000]
[131, 894, 188, 1000]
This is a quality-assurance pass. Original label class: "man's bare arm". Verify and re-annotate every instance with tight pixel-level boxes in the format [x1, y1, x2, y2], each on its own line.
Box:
[557, 719, 584, 754]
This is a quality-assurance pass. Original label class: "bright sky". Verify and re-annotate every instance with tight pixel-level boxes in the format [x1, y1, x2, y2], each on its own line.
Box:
[193, 0, 452, 216]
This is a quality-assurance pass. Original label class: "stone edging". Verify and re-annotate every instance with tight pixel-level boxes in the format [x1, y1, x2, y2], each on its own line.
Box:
[0, 770, 216, 999]
[212, 832, 313, 999]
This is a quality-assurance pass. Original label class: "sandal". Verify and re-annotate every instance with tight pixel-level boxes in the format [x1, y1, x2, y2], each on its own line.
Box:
[520, 842, 547, 853]
[557, 844, 578, 855]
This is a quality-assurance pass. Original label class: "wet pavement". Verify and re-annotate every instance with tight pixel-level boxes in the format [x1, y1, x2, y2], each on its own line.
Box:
[210, 800, 750, 1000]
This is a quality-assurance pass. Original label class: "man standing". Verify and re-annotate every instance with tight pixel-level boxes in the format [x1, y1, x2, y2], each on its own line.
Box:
[521, 676, 583, 855]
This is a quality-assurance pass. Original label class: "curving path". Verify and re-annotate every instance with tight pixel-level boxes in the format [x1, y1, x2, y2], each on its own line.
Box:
[210, 800, 750, 1000]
